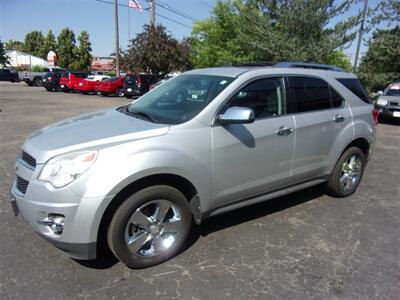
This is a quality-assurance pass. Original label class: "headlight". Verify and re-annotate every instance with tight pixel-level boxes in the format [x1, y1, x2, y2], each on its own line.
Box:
[376, 99, 388, 106]
[39, 151, 97, 188]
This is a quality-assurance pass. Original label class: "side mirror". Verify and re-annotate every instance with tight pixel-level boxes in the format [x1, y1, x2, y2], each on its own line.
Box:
[218, 106, 255, 125]
[377, 90, 383, 95]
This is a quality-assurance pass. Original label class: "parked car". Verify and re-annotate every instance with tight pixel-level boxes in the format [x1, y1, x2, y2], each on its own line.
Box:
[95, 76, 125, 97]
[122, 73, 161, 98]
[0, 68, 19, 82]
[23, 67, 68, 87]
[10, 62, 376, 269]
[74, 75, 110, 94]
[42, 69, 70, 91]
[374, 82, 400, 119]
[59, 71, 91, 92]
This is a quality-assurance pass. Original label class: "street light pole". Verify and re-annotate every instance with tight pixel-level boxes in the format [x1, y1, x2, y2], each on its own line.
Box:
[353, 0, 368, 73]
[114, 0, 120, 76]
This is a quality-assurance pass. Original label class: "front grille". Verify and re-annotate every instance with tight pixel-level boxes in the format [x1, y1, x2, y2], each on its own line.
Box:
[20, 151, 36, 169]
[389, 102, 400, 106]
[16, 176, 29, 194]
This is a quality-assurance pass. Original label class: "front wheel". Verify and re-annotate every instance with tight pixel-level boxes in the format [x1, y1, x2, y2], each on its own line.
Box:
[107, 185, 192, 268]
[326, 147, 366, 197]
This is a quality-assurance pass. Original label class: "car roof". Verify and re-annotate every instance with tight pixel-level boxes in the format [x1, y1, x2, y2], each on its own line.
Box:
[185, 66, 356, 79]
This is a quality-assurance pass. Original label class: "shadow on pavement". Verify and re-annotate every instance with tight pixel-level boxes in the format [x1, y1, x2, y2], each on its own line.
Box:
[378, 117, 400, 126]
[75, 184, 325, 269]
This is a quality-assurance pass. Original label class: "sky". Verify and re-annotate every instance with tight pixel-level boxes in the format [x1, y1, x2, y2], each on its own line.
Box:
[0, 0, 385, 64]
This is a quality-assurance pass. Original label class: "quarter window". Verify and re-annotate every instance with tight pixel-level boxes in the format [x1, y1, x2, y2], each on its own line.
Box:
[225, 77, 285, 119]
[330, 87, 344, 108]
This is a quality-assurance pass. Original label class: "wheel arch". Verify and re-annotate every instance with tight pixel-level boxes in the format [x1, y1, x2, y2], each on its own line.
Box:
[96, 173, 200, 256]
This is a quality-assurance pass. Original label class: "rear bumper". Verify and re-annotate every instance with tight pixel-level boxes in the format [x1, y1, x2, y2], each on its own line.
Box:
[122, 88, 143, 97]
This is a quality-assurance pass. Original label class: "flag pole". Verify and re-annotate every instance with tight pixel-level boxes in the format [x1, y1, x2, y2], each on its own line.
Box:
[128, 1, 131, 45]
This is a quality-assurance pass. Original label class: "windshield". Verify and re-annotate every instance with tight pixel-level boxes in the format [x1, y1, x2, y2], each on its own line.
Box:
[126, 74, 234, 124]
[384, 87, 400, 96]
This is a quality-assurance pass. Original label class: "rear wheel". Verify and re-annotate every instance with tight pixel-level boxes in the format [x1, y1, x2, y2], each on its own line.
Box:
[33, 77, 42, 86]
[107, 185, 192, 268]
[326, 147, 366, 197]
[116, 89, 124, 97]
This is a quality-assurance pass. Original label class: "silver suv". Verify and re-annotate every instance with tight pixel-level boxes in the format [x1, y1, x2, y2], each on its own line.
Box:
[10, 62, 377, 268]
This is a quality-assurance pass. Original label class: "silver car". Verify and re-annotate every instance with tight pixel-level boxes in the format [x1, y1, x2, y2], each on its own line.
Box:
[375, 82, 400, 119]
[10, 63, 377, 268]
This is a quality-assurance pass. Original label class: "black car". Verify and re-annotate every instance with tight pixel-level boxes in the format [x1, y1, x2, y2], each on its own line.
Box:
[0, 68, 19, 82]
[122, 74, 162, 98]
[42, 70, 67, 91]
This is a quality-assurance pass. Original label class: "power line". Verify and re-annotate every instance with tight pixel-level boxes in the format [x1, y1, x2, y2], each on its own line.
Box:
[94, 0, 192, 28]
[155, 0, 199, 22]
[197, 0, 213, 9]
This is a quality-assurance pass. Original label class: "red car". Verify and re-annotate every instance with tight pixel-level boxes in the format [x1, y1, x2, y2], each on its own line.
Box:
[95, 76, 125, 97]
[59, 72, 91, 92]
[74, 75, 110, 94]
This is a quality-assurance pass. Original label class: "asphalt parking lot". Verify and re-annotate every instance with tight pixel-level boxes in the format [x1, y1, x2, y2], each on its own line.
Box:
[1, 82, 399, 299]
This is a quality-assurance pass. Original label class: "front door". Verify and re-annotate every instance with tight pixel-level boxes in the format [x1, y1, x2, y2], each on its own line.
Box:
[212, 77, 295, 207]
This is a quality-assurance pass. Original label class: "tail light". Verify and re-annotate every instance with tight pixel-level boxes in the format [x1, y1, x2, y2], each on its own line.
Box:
[372, 108, 379, 125]
[136, 75, 142, 88]
[48, 77, 52, 81]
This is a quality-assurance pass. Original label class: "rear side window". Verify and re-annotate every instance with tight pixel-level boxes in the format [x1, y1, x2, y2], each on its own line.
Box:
[288, 77, 331, 112]
[337, 78, 371, 103]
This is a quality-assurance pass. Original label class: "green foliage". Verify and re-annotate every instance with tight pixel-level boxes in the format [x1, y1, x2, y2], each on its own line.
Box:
[191, 1, 256, 67]
[31, 65, 45, 72]
[191, 0, 361, 68]
[0, 39, 8, 65]
[357, 26, 400, 92]
[70, 31, 93, 71]
[105, 71, 116, 77]
[22, 31, 45, 58]
[122, 25, 192, 74]
[57, 28, 77, 70]
[4, 40, 24, 52]
[40, 30, 57, 59]
[326, 51, 353, 72]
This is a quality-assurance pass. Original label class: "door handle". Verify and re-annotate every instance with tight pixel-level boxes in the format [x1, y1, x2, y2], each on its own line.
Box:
[334, 114, 345, 122]
[276, 126, 294, 136]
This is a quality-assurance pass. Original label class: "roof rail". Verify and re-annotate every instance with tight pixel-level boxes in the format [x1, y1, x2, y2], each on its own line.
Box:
[275, 62, 343, 72]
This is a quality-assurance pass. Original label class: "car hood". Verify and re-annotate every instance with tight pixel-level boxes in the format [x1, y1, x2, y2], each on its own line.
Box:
[23, 108, 169, 163]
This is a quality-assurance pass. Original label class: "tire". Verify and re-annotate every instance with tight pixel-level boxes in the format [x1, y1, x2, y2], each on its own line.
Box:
[126, 95, 132, 99]
[33, 77, 42, 87]
[45, 87, 51, 91]
[116, 89, 124, 97]
[326, 147, 366, 197]
[107, 185, 192, 268]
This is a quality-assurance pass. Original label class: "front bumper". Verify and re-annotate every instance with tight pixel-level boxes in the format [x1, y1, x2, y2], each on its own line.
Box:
[375, 104, 400, 118]
[9, 158, 103, 260]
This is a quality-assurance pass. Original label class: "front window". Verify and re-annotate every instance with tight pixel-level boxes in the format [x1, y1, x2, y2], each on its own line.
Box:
[384, 86, 400, 96]
[125, 74, 234, 124]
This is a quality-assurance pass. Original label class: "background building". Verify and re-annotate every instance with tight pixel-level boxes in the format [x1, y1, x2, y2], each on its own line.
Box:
[6, 50, 48, 70]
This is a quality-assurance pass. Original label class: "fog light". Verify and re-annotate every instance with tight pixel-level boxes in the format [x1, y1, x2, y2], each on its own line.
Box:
[39, 214, 65, 235]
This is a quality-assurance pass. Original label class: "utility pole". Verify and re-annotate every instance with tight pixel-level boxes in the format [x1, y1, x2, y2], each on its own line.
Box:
[114, 0, 120, 76]
[150, 0, 155, 27]
[353, 0, 368, 73]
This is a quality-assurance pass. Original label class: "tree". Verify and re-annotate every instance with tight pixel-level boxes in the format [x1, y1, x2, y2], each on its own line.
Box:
[57, 28, 77, 70]
[71, 31, 92, 70]
[122, 25, 192, 74]
[191, 1, 256, 67]
[191, 0, 361, 67]
[326, 51, 353, 72]
[0, 39, 8, 66]
[40, 30, 57, 59]
[357, 26, 400, 92]
[22, 31, 45, 58]
[4, 40, 24, 52]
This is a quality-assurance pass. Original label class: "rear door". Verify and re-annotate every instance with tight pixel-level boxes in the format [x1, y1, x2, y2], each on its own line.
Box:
[287, 76, 352, 181]
[212, 77, 296, 207]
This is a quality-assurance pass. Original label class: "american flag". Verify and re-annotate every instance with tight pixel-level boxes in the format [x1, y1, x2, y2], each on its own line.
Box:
[128, 0, 143, 12]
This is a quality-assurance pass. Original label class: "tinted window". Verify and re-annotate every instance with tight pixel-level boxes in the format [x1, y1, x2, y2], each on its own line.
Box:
[288, 77, 331, 112]
[225, 77, 285, 119]
[337, 78, 371, 103]
[330, 87, 344, 108]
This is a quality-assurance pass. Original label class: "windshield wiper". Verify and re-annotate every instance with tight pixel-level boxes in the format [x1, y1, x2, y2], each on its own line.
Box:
[126, 109, 158, 123]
